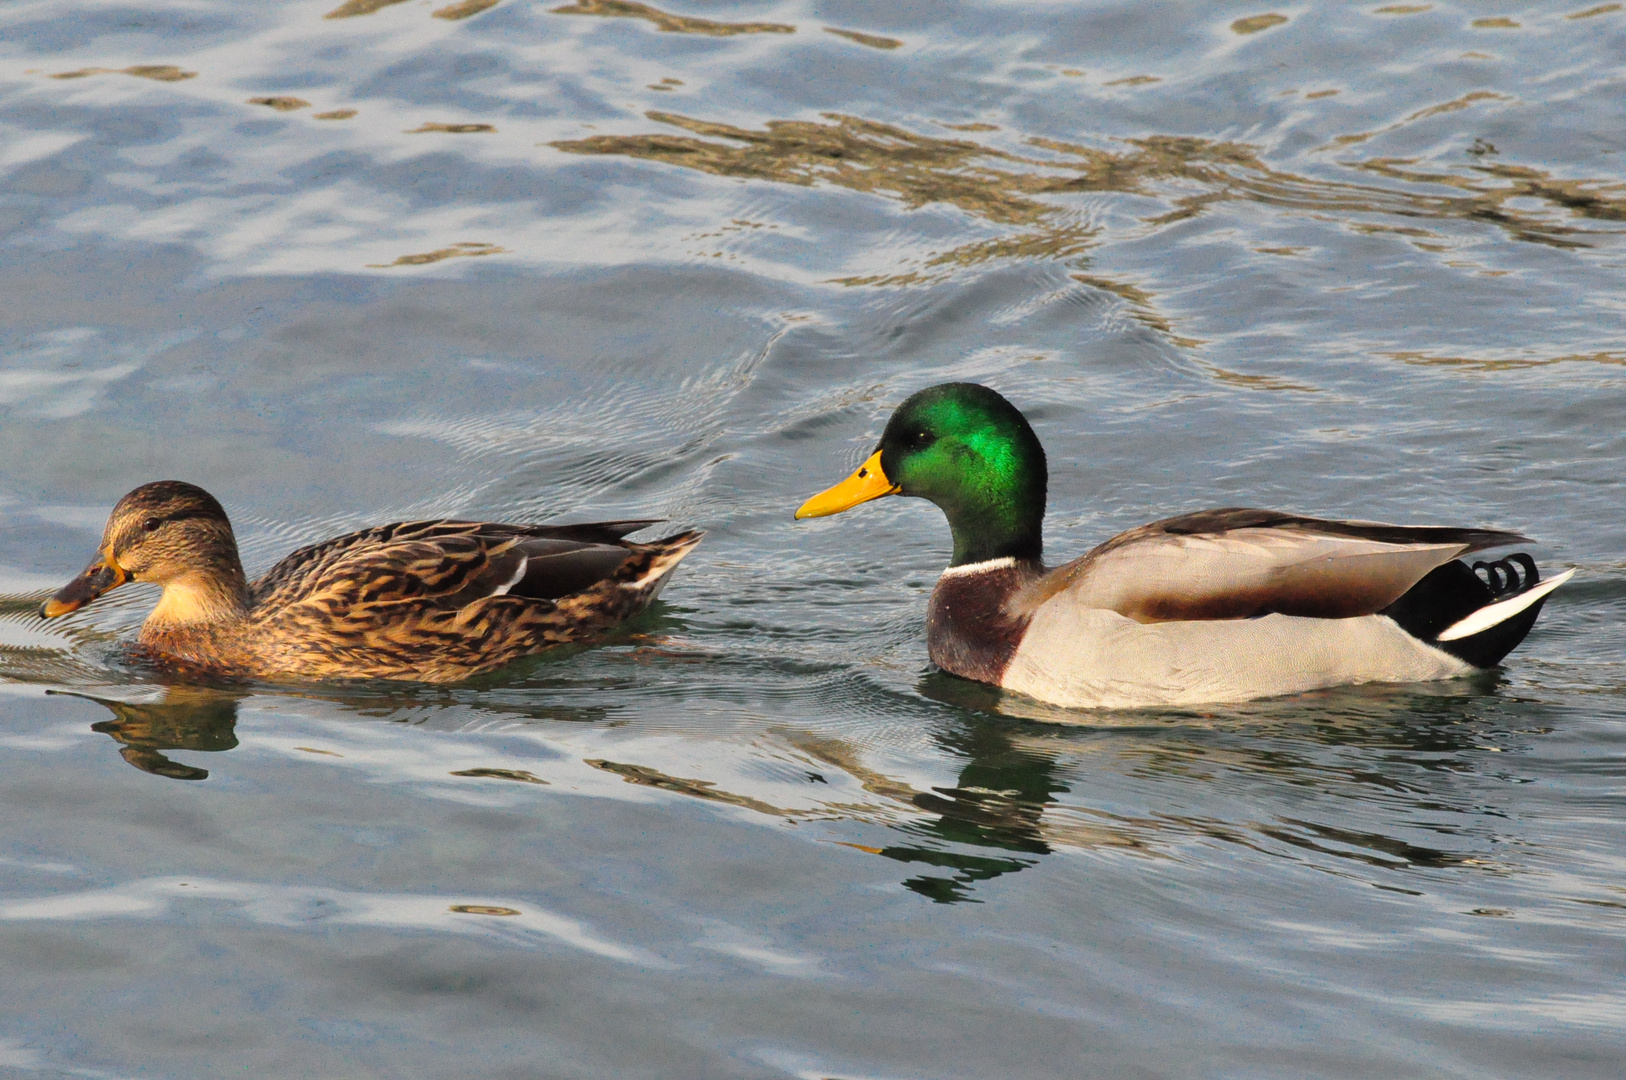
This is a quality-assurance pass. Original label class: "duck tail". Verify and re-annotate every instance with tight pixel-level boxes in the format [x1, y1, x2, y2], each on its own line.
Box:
[1381, 554, 1574, 668]
[626, 530, 704, 600]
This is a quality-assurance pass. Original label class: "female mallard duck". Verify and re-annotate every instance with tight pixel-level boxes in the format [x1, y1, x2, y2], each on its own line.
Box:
[795, 383, 1573, 709]
[39, 481, 702, 682]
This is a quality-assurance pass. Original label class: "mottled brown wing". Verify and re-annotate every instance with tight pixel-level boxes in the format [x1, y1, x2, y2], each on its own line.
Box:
[250, 520, 633, 614]
[1037, 508, 1530, 623]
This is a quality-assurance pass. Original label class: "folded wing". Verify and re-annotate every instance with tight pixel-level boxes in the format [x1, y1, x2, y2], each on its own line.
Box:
[1041, 508, 1530, 623]
[252, 520, 645, 614]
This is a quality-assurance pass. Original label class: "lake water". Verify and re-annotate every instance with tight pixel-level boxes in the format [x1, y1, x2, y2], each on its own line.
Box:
[2, 1, 1624, 1077]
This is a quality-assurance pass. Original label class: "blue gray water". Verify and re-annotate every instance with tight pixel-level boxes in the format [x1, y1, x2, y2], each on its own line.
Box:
[2, 1, 1624, 1077]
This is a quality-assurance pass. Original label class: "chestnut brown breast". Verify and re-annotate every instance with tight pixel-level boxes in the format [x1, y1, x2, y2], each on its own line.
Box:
[925, 562, 1038, 685]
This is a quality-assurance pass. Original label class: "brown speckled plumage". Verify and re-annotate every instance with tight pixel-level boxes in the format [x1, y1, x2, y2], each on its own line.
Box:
[41, 481, 702, 682]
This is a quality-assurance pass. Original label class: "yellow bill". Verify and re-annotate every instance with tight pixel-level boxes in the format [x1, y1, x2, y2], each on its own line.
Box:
[795, 450, 900, 519]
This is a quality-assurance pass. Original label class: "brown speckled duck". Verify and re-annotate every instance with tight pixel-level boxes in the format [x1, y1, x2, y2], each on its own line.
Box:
[40, 481, 702, 682]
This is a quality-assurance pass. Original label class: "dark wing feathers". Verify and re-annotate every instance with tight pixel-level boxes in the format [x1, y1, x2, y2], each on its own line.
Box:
[506, 538, 630, 601]
[523, 520, 661, 544]
[251, 519, 644, 612]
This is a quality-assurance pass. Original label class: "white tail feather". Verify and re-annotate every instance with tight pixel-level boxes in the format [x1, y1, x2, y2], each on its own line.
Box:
[1437, 568, 1575, 642]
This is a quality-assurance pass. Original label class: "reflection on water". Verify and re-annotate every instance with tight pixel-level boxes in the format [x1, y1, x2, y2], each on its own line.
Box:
[433, 0, 503, 19]
[877, 716, 1068, 903]
[0, 873, 655, 962]
[55, 687, 240, 781]
[552, 107, 1626, 354]
[0, 599, 124, 686]
[567, 681, 1547, 902]
[6, 646, 1589, 901]
[587, 720, 1069, 902]
[48, 65, 197, 82]
[550, 0, 796, 37]
[588, 757, 797, 816]
[324, 0, 414, 18]
[553, 110, 1626, 263]
[823, 27, 903, 50]
[366, 241, 507, 268]
[4, 0, 1626, 1073]
[247, 96, 311, 113]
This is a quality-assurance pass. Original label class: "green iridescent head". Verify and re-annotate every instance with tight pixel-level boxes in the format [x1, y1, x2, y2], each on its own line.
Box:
[797, 383, 1047, 566]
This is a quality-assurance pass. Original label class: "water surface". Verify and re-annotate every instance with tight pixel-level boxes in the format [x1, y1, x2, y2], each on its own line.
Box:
[2, 2, 1624, 1077]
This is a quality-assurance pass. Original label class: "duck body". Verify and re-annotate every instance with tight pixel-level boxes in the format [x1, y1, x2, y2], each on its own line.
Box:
[42, 482, 701, 683]
[798, 384, 1571, 710]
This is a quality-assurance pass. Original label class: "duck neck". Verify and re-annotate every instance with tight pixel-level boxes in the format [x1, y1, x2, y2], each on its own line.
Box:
[147, 568, 252, 631]
[940, 489, 1044, 568]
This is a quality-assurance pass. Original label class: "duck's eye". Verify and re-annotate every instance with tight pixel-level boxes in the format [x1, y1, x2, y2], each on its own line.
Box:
[909, 430, 933, 448]
[141, 517, 161, 533]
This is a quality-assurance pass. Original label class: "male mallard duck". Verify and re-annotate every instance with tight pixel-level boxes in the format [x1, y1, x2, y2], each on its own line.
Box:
[40, 481, 701, 682]
[796, 383, 1572, 709]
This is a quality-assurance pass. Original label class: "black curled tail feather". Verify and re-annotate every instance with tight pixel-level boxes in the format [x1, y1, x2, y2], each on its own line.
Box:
[1381, 554, 1547, 669]
[1472, 553, 1537, 597]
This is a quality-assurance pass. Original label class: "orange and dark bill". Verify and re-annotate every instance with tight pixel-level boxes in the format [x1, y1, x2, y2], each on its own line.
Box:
[795, 450, 899, 519]
[40, 554, 128, 619]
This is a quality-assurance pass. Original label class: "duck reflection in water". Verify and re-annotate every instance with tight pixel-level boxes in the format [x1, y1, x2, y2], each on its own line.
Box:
[52, 686, 241, 781]
[872, 675, 1071, 902]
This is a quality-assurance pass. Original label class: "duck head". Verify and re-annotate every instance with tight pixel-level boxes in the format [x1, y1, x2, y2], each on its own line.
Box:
[796, 382, 1048, 567]
[41, 481, 250, 624]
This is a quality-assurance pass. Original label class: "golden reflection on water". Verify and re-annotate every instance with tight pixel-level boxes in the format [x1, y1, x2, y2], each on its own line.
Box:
[247, 97, 311, 112]
[1385, 349, 1626, 373]
[556, 111, 1055, 225]
[50, 66, 196, 82]
[1069, 273, 1200, 350]
[366, 242, 507, 268]
[1068, 270, 1312, 390]
[450, 767, 549, 784]
[1569, 3, 1623, 17]
[434, 0, 503, 19]
[324, 0, 411, 18]
[1324, 91, 1511, 149]
[551, 109, 1626, 322]
[550, 0, 796, 36]
[586, 757, 796, 817]
[1231, 14, 1289, 34]
[824, 28, 903, 50]
[406, 122, 497, 134]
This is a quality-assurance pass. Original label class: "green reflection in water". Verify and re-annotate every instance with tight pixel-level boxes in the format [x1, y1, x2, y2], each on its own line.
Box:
[880, 711, 1069, 903]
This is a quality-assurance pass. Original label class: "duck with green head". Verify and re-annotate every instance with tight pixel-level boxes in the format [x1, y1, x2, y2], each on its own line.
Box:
[796, 382, 1572, 709]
